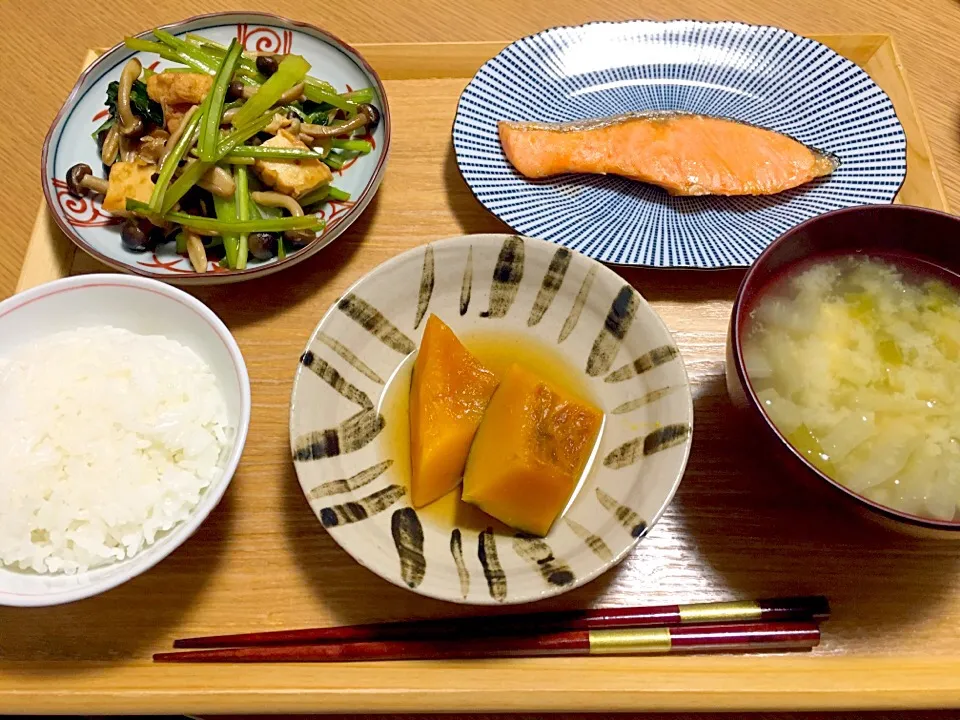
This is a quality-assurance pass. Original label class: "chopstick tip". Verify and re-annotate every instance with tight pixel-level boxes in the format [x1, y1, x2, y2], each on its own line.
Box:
[809, 595, 831, 620]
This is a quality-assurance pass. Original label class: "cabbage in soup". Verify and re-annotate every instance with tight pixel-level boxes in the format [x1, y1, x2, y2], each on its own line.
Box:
[742, 255, 960, 521]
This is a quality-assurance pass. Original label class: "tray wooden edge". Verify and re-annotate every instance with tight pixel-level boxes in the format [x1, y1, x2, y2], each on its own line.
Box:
[4, 656, 960, 714]
[6, 35, 959, 714]
[17, 35, 948, 296]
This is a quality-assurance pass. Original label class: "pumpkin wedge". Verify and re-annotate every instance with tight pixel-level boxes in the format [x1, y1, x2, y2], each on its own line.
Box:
[462, 363, 603, 536]
[409, 315, 499, 507]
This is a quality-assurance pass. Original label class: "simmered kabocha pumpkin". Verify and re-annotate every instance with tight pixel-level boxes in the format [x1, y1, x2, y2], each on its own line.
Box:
[409, 315, 500, 507]
[462, 363, 604, 536]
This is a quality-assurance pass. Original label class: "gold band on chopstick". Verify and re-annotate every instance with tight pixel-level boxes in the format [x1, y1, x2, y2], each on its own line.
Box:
[678, 599, 762, 624]
[588, 628, 672, 654]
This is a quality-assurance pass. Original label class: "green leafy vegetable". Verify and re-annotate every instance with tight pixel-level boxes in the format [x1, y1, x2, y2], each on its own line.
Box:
[104, 79, 164, 128]
[290, 101, 333, 125]
[92, 116, 115, 146]
[341, 87, 375, 104]
[213, 187, 240, 268]
[214, 110, 275, 159]
[186, 33, 226, 50]
[327, 186, 351, 202]
[225, 146, 321, 160]
[323, 152, 348, 171]
[124, 36, 191, 67]
[235, 164, 251, 270]
[183, 33, 266, 82]
[297, 186, 328, 207]
[303, 79, 356, 114]
[148, 102, 206, 212]
[152, 29, 219, 74]
[166, 211, 324, 234]
[198, 38, 243, 162]
[126, 199, 325, 233]
[231, 54, 311, 128]
[162, 160, 212, 214]
[331, 139, 372, 154]
[298, 184, 350, 208]
[175, 231, 187, 254]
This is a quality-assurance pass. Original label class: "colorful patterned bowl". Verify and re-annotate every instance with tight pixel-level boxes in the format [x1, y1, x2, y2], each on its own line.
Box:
[42, 12, 390, 285]
[290, 234, 694, 604]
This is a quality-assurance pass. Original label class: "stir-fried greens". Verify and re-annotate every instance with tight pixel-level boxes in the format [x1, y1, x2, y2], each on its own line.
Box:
[65, 29, 380, 272]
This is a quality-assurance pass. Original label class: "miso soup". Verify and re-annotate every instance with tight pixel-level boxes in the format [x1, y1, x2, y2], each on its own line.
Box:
[742, 255, 960, 521]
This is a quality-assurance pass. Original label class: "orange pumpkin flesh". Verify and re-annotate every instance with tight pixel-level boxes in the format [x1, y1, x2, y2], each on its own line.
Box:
[461, 363, 603, 536]
[409, 315, 499, 508]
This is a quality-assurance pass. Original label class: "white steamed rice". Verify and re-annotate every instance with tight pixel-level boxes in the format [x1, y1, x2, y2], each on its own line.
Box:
[0, 326, 233, 574]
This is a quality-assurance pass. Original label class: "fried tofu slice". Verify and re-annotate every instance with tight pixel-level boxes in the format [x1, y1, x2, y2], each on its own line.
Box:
[147, 73, 213, 133]
[101, 160, 156, 215]
[253, 130, 332, 198]
[146, 72, 213, 106]
[164, 103, 193, 134]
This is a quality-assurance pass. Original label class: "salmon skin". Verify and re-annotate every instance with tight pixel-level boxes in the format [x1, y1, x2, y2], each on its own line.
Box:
[498, 111, 839, 197]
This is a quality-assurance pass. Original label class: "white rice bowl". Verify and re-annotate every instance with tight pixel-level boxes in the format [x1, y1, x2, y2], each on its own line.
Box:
[0, 275, 249, 607]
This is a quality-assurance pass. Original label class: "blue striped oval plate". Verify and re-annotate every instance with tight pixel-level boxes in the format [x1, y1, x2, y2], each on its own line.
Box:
[453, 21, 907, 268]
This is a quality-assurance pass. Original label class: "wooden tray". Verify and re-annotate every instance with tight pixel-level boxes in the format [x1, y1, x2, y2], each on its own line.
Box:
[2, 36, 955, 715]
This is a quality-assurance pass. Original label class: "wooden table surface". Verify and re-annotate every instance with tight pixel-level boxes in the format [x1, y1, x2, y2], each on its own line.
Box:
[2, 0, 960, 717]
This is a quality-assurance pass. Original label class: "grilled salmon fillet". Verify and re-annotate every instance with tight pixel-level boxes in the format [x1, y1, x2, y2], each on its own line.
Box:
[498, 111, 838, 196]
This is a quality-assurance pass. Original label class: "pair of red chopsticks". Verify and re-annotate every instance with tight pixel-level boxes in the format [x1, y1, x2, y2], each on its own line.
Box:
[154, 595, 829, 663]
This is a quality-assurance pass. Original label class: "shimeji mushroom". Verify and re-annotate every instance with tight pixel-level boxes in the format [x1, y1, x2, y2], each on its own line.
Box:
[300, 103, 380, 139]
[66, 163, 110, 197]
[255, 55, 280, 77]
[120, 218, 163, 253]
[221, 106, 241, 125]
[250, 190, 315, 248]
[284, 227, 316, 248]
[227, 81, 252, 101]
[118, 133, 137, 163]
[228, 80, 304, 105]
[247, 231, 278, 260]
[117, 58, 146, 138]
[100, 125, 121, 166]
[185, 162, 236, 198]
[184, 229, 208, 273]
[276, 82, 305, 105]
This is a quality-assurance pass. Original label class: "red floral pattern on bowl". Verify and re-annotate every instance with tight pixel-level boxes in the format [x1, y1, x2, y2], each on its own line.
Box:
[42, 12, 390, 286]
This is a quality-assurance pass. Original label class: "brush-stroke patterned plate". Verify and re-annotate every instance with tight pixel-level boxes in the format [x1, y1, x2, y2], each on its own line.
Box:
[42, 12, 390, 285]
[453, 20, 907, 269]
[290, 234, 693, 604]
